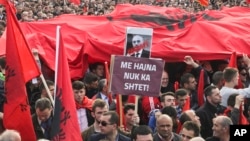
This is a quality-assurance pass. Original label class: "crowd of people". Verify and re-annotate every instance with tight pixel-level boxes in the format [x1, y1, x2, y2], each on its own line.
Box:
[1, 52, 250, 141]
[0, 0, 250, 37]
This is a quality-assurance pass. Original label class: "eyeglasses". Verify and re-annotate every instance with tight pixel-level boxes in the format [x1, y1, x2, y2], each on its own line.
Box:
[180, 134, 192, 139]
[241, 73, 247, 76]
[98, 121, 113, 126]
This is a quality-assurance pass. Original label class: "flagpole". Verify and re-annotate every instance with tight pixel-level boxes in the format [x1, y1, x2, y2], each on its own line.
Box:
[32, 48, 54, 108]
[54, 25, 61, 110]
[39, 74, 55, 108]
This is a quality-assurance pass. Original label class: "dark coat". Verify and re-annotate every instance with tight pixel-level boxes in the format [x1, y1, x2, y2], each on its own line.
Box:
[89, 132, 131, 141]
[195, 101, 225, 139]
[32, 114, 48, 140]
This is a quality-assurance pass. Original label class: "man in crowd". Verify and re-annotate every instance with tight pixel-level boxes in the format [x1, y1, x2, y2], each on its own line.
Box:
[32, 97, 53, 140]
[161, 70, 175, 93]
[72, 80, 94, 132]
[89, 62, 105, 79]
[131, 125, 153, 141]
[206, 116, 232, 141]
[89, 111, 130, 141]
[123, 103, 140, 132]
[175, 88, 189, 118]
[81, 99, 108, 141]
[153, 114, 182, 141]
[211, 71, 224, 90]
[179, 121, 200, 141]
[195, 85, 225, 139]
[180, 73, 199, 110]
[148, 92, 175, 132]
[93, 79, 116, 110]
[220, 66, 250, 107]
[0, 129, 21, 141]
[83, 72, 99, 99]
[179, 110, 201, 128]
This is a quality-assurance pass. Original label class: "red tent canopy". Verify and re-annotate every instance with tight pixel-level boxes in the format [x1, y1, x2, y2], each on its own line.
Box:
[1, 4, 250, 80]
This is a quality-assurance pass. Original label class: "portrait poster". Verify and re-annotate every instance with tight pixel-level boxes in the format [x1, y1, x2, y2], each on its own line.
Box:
[124, 27, 153, 58]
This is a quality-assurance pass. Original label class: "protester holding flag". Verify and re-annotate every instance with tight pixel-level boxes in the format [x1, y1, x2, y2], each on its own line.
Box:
[32, 97, 53, 140]
[181, 56, 211, 110]
[0, 1, 41, 140]
[223, 94, 246, 124]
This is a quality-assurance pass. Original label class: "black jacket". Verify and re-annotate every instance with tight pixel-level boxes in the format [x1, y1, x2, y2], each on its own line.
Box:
[89, 132, 131, 141]
[195, 101, 225, 139]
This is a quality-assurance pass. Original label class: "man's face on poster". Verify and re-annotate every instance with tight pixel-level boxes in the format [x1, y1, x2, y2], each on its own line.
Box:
[132, 35, 144, 47]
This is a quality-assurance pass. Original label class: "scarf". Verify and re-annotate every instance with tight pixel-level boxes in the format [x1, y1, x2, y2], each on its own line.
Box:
[76, 96, 93, 110]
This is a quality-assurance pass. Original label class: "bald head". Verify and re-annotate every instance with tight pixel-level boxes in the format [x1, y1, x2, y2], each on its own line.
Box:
[0, 130, 21, 141]
[156, 114, 173, 126]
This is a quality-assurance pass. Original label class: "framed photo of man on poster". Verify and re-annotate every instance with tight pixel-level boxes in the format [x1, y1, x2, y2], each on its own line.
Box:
[124, 27, 153, 58]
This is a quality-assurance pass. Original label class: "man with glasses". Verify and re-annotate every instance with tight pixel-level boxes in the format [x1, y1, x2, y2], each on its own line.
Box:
[179, 121, 200, 141]
[90, 111, 130, 141]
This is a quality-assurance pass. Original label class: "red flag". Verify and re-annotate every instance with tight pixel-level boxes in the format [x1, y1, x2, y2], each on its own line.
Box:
[197, 69, 204, 106]
[116, 94, 124, 127]
[182, 96, 190, 112]
[50, 27, 81, 140]
[228, 52, 243, 88]
[228, 52, 237, 68]
[174, 81, 179, 92]
[176, 120, 182, 134]
[239, 103, 249, 125]
[1, 0, 40, 140]
[197, 0, 209, 7]
[69, 0, 80, 5]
